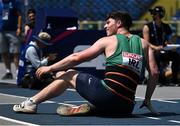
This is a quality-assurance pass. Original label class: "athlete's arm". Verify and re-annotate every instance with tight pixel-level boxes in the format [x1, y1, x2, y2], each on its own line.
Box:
[141, 39, 160, 115]
[145, 44, 159, 101]
[36, 37, 107, 78]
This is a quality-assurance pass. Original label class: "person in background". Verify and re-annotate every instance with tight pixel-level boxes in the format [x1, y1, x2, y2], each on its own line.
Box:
[13, 11, 159, 116]
[17, 32, 57, 89]
[143, 6, 180, 85]
[0, 0, 22, 79]
[20, 8, 36, 49]
[24, 8, 36, 36]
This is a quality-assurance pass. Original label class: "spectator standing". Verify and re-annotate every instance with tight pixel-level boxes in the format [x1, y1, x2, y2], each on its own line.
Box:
[24, 8, 36, 36]
[0, 0, 22, 79]
[143, 6, 180, 85]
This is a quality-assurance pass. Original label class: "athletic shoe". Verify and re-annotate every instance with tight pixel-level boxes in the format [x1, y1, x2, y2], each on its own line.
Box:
[57, 103, 91, 116]
[2, 72, 13, 80]
[13, 98, 37, 113]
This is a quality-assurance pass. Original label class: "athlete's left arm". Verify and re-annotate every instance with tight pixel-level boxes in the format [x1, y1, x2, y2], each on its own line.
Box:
[140, 39, 160, 115]
[144, 42, 159, 100]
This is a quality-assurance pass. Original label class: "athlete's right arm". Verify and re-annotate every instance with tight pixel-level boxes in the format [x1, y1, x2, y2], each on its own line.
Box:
[36, 37, 108, 78]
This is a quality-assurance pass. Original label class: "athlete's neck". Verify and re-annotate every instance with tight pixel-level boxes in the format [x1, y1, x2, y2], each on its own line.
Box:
[117, 28, 131, 37]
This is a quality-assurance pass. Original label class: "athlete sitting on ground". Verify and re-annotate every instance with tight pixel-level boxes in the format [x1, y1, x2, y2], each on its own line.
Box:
[13, 11, 159, 116]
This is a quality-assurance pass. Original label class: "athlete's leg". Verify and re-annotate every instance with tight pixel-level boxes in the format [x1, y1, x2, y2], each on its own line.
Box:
[31, 69, 78, 104]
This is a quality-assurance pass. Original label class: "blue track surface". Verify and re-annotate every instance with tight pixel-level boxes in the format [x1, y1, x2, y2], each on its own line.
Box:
[0, 83, 180, 125]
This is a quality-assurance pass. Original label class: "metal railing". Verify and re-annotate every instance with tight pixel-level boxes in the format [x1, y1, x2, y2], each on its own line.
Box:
[79, 20, 180, 36]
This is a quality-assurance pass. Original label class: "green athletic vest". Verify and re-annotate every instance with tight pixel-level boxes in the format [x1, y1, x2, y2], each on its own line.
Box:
[106, 34, 145, 75]
[101, 34, 145, 103]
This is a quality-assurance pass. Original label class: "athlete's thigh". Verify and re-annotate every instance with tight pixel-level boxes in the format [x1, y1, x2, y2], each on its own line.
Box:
[76, 72, 103, 105]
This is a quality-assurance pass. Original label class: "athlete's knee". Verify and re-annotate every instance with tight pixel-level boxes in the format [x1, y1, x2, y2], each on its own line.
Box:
[64, 69, 78, 80]
[55, 71, 66, 78]
[55, 69, 78, 80]
[66, 69, 76, 72]
[53, 69, 78, 88]
[65, 69, 78, 88]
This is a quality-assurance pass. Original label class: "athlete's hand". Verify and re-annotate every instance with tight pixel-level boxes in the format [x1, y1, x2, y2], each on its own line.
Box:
[140, 100, 160, 115]
[36, 66, 51, 79]
[47, 53, 57, 61]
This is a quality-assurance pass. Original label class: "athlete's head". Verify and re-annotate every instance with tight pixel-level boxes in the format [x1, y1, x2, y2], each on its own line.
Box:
[104, 11, 132, 36]
[149, 6, 165, 19]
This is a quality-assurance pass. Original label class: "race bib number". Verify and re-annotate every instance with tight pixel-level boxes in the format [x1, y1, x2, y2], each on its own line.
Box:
[122, 52, 143, 75]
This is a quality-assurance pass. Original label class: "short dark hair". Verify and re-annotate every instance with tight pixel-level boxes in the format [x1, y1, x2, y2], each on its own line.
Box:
[106, 11, 132, 30]
[27, 8, 36, 15]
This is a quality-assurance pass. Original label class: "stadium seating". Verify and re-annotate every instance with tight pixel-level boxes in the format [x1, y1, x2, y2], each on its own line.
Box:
[27, 0, 155, 21]
[172, 9, 180, 20]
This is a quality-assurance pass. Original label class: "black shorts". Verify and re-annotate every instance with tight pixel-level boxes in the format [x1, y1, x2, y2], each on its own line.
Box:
[76, 72, 134, 115]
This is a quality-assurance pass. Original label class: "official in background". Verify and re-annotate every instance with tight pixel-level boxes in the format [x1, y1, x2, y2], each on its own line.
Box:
[17, 32, 57, 89]
[143, 6, 180, 85]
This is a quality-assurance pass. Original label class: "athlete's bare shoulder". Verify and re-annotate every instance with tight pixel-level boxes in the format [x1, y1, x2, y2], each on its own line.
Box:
[99, 35, 116, 41]
[96, 35, 117, 45]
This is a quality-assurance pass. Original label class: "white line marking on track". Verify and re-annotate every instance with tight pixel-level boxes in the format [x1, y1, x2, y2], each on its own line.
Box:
[0, 116, 40, 126]
[0, 92, 76, 106]
[156, 99, 178, 103]
[138, 115, 180, 124]
[0, 93, 26, 99]
[137, 115, 161, 120]
[136, 96, 179, 103]
[146, 117, 161, 120]
[168, 120, 180, 124]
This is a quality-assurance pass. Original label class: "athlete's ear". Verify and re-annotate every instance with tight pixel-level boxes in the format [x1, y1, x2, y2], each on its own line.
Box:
[116, 20, 122, 28]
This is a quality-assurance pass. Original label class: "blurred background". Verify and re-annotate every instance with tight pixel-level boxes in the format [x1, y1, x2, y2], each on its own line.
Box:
[20, 0, 180, 33]
[1, 0, 180, 82]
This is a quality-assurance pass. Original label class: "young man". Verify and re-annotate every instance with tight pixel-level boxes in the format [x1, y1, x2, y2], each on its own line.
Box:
[24, 8, 36, 36]
[143, 6, 180, 85]
[13, 11, 159, 116]
[17, 32, 57, 89]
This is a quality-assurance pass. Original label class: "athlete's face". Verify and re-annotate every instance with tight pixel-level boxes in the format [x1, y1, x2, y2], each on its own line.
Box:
[104, 18, 120, 36]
